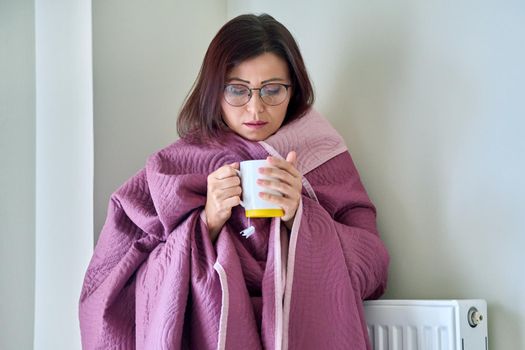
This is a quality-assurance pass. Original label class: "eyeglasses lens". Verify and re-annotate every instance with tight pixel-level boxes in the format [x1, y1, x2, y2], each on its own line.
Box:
[224, 84, 288, 106]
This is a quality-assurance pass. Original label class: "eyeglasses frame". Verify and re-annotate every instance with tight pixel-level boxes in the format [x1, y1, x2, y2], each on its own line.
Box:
[223, 83, 292, 107]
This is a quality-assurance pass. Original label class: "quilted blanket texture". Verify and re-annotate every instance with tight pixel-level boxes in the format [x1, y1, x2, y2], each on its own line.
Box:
[79, 109, 389, 349]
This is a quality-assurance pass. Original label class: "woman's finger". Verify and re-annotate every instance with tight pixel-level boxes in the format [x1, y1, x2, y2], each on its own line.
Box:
[259, 191, 298, 220]
[258, 182, 301, 206]
[258, 167, 299, 187]
[285, 151, 297, 167]
[212, 162, 239, 180]
[257, 179, 295, 197]
[222, 195, 241, 209]
[213, 175, 240, 190]
[266, 154, 300, 177]
[215, 186, 242, 201]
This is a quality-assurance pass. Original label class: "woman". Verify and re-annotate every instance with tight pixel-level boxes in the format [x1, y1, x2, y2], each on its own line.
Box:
[80, 14, 389, 350]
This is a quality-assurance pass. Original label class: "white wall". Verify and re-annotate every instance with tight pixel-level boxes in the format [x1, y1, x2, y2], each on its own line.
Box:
[2, 1, 522, 349]
[93, 0, 227, 240]
[34, 0, 94, 349]
[227, 1, 525, 349]
[0, 1, 35, 349]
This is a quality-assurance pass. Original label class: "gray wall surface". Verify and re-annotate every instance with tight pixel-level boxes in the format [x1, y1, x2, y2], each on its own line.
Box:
[93, 0, 226, 241]
[0, 1, 36, 349]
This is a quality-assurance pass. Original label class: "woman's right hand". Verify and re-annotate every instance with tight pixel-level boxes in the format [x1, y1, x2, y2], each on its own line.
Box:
[205, 162, 242, 242]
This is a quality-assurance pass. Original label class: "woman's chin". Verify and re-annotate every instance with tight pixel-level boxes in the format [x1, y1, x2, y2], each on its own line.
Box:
[237, 130, 269, 142]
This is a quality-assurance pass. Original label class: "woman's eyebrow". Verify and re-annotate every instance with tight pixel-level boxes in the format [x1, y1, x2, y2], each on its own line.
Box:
[261, 77, 287, 84]
[226, 77, 250, 84]
[226, 77, 287, 84]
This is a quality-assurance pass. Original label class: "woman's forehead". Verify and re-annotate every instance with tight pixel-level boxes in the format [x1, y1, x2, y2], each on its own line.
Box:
[226, 52, 290, 83]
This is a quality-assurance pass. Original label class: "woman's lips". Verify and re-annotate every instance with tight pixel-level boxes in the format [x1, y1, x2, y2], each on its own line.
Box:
[243, 121, 268, 129]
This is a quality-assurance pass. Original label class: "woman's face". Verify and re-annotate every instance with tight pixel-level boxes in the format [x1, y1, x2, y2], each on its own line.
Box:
[221, 52, 291, 141]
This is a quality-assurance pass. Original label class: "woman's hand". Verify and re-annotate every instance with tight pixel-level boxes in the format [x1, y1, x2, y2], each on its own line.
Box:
[205, 162, 241, 242]
[257, 151, 302, 230]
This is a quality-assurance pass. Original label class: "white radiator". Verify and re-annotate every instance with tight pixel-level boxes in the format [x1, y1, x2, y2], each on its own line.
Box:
[364, 299, 488, 350]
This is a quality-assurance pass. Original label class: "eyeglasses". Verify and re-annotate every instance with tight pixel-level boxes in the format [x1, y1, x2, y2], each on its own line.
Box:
[223, 83, 291, 107]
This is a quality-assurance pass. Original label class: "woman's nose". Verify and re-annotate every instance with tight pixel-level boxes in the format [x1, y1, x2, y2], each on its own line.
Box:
[246, 91, 265, 114]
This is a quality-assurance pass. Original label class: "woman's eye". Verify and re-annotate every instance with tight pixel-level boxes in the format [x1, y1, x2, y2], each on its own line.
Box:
[262, 84, 281, 95]
[227, 85, 248, 96]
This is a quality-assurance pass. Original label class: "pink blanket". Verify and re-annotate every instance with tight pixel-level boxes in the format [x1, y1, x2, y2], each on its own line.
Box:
[79, 109, 389, 349]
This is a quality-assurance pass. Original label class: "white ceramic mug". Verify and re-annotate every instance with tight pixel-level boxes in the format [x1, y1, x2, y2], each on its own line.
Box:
[237, 159, 284, 218]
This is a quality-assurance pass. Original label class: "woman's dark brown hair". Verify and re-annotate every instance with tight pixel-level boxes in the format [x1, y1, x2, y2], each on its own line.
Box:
[177, 13, 314, 141]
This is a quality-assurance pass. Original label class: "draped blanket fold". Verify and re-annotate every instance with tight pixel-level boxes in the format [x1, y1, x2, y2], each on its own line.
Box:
[79, 109, 389, 350]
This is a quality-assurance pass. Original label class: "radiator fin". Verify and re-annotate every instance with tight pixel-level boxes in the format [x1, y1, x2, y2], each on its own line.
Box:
[369, 325, 450, 350]
[364, 300, 488, 350]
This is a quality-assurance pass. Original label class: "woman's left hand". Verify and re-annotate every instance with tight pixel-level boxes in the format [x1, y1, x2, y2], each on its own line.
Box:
[257, 151, 302, 229]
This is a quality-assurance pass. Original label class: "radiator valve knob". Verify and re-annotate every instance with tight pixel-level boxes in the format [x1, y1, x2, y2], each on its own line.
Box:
[468, 307, 483, 327]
